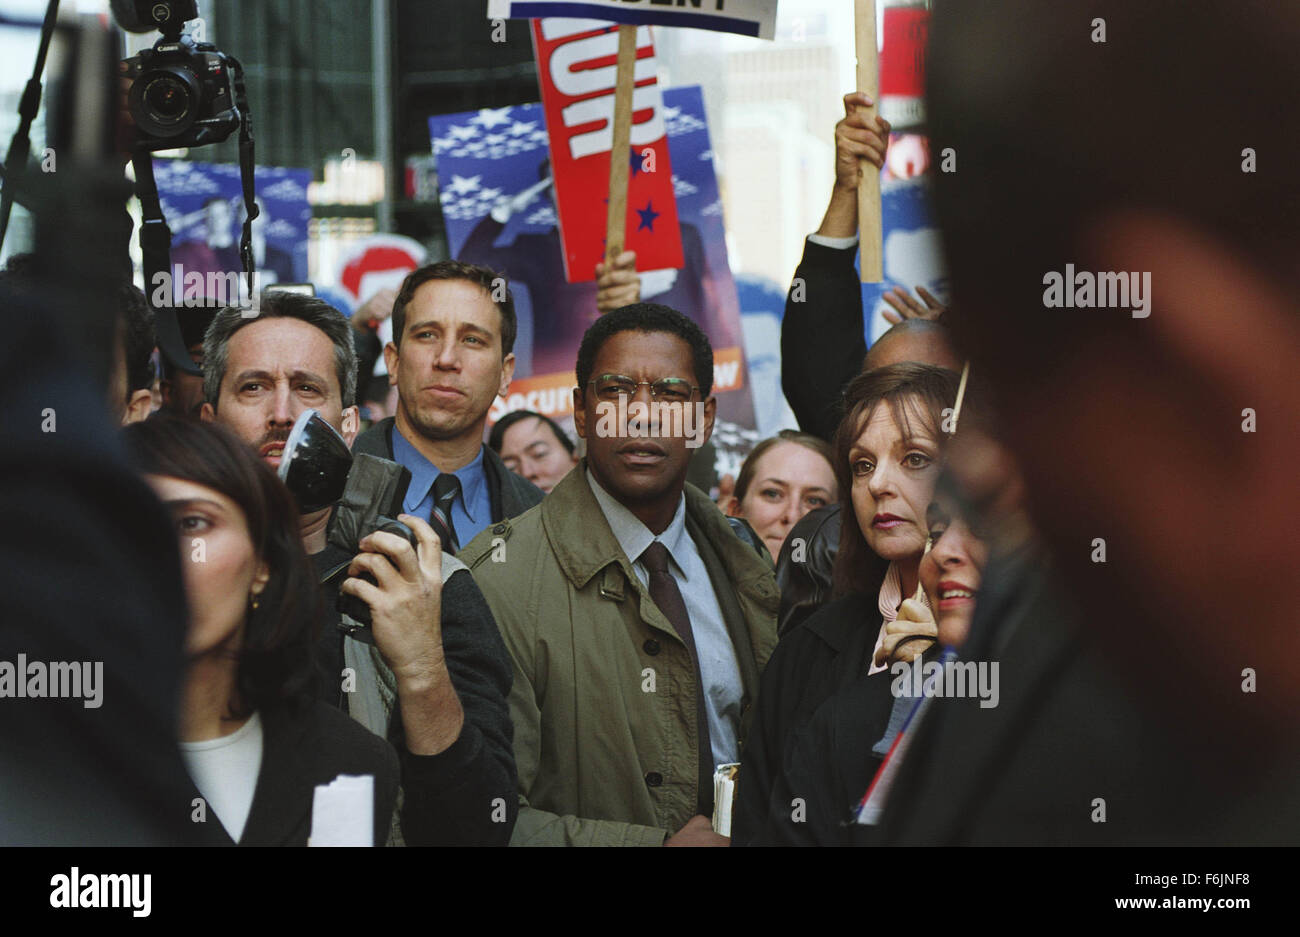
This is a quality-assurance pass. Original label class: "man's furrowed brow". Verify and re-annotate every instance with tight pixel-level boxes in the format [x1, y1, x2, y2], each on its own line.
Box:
[231, 368, 330, 387]
[289, 369, 330, 387]
[232, 369, 276, 385]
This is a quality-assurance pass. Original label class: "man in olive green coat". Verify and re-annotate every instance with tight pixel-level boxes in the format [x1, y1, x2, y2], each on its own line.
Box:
[460, 304, 778, 845]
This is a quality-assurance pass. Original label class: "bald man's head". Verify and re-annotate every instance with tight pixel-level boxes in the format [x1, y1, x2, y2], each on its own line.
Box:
[864, 319, 961, 372]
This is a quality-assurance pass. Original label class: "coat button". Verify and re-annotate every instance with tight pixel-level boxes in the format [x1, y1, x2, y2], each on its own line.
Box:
[493, 524, 506, 535]
[643, 639, 661, 655]
[645, 771, 663, 788]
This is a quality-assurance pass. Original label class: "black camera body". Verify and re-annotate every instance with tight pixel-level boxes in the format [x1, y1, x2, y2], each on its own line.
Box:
[326, 454, 421, 643]
[333, 516, 421, 643]
[115, 1, 244, 151]
[123, 34, 243, 151]
[276, 410, 421, 645]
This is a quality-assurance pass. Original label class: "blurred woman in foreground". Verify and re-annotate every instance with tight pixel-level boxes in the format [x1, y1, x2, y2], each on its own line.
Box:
[124, 417, 398, 846]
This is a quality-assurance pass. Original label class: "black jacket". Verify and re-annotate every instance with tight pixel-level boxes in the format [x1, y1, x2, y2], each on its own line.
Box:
[773, 503, 841, 637]
[353, 417, 545, 525]
[871, 549, 1300, 845]
[313, 418, 530, 846]
[780, 239, 866, 442]
[310, 551, 519, 847]
[758, 661, 912, 846]
[191, 700, 400, 846]
[731, 585, 887, 846]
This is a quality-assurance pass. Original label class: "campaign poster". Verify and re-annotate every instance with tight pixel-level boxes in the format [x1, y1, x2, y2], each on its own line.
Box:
[429, 84, 755, 441]
[531, 19, 683, 282]
[152, 161, 311, 300]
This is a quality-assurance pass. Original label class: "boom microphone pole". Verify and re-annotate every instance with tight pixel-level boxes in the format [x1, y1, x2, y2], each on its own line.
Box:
[0, 0, 61, 253]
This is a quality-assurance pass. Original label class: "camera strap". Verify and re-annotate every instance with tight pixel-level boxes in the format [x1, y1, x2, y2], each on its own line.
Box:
[229, 55, 258, 304]
[132, 145, 202, 376]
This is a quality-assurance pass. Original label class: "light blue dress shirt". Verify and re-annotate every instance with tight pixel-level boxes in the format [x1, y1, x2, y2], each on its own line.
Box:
[587, 469, 744, 768]
[391, 427, 492, 548]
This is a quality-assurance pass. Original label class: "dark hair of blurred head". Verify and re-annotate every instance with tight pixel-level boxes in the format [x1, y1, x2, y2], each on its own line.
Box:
[122, 416, 319, 715]
[4, 253, 156, 403]
[927, 2, 1300, 747]
[927, 0, 1299, 386]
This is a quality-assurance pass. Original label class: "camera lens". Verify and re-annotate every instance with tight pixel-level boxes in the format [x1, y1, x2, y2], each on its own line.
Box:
[144, 76, 188, 119]
[129, 66, 201, 138]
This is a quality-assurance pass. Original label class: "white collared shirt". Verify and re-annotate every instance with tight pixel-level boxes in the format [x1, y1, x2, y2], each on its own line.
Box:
[587, 469, 744, 767]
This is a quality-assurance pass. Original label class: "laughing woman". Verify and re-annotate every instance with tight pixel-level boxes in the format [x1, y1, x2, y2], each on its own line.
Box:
[123, 417, 398, 846]
[731, 362, 959, 845]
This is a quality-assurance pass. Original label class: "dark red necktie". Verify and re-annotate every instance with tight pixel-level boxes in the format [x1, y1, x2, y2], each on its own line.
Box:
[640, 541, 713, 814]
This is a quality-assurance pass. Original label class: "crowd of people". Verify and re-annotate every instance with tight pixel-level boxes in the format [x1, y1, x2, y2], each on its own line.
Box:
[1, 0, 1295, 848]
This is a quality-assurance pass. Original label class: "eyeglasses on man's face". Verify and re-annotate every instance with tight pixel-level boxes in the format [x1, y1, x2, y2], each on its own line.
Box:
[586, 374, 700, 403]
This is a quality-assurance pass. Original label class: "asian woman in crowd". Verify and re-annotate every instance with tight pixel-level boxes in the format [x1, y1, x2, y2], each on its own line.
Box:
[123, 417, 399, 846]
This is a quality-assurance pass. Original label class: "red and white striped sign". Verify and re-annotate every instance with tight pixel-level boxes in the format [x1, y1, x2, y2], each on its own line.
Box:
[532, 19, 684, 282]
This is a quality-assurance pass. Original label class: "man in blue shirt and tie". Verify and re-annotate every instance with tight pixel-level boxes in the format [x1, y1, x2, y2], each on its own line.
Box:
[354, 260, 545, 549]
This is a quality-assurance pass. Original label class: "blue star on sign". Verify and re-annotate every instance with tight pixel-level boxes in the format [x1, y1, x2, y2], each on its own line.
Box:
[629, 149, 643, 177]
[636, 200, 660, 232]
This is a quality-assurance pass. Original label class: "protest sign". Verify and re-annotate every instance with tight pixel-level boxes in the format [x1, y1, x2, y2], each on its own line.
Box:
[152, 161, 310, 303]
[487, 0, 779, 40]
[532, 19, 683, 282]
[429, 85, 754, 437]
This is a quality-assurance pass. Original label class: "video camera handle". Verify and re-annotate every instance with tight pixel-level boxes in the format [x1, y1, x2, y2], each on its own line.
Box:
[133, 51, 257, 378]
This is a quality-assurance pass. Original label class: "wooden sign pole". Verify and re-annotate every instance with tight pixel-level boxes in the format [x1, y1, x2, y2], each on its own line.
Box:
[855, 0, 883, 282]
[604, 23, 638, 266]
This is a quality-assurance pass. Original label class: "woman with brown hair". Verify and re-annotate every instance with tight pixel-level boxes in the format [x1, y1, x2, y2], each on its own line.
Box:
[731, 362, 959, 844]
[724, 429, 838, 562]
[123, 417, 399, 845]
